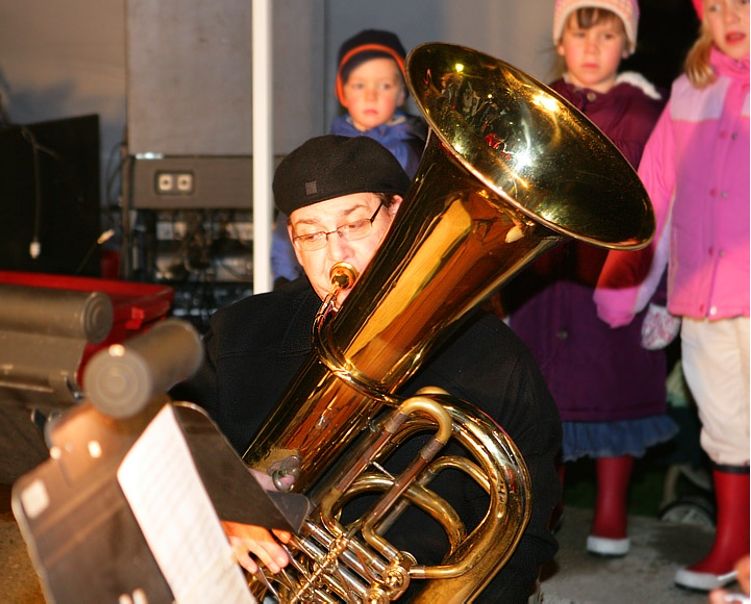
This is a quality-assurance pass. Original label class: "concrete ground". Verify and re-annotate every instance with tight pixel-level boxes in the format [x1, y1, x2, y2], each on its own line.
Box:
[0, 497, 45, 603]
[540, 505, 714, 604]
[0, 488, 727, 603]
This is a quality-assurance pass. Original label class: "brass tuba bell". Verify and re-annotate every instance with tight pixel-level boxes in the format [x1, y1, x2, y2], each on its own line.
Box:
[243, 43, 654, 602]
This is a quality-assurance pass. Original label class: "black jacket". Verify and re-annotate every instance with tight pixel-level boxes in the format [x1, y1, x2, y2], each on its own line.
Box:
[173, 278, 562, 603]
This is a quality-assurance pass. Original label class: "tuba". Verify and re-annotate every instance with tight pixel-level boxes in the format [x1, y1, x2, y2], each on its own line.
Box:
[243, 43, 654, 602]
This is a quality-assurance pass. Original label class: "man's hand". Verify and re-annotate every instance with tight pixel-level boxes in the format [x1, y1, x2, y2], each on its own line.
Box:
[222, 520, 292, 574]
[221, 468, 295, 574]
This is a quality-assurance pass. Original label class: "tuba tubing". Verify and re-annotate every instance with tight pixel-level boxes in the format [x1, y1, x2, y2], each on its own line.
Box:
[243, 43, 654, 602]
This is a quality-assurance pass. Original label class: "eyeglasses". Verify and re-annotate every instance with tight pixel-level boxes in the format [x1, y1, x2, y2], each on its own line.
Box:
[292, 203, 385, 251]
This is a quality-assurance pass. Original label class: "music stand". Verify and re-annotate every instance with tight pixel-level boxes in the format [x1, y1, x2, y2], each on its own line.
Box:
[11, 319, 309, 603]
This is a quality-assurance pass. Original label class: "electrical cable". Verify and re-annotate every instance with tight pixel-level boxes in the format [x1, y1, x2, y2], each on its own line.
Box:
[74, 229, 116, 275]
[19, 127, 60, 259]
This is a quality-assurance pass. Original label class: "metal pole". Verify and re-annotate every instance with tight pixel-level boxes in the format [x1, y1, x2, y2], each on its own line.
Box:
[251, 0, 273, 294]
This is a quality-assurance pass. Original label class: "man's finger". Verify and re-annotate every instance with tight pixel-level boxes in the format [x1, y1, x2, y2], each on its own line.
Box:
[272, 529, 292, 543]
[230, 537, 258, 574]
[254, 539, 288, 572]
[229, 535, 281, 574]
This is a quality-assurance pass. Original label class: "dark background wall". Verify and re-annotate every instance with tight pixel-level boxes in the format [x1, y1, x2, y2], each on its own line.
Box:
[0, 0, 699, 281]
[0, 0, 699, 172]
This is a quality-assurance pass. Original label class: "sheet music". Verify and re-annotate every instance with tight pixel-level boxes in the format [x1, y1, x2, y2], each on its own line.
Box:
[117, 405, 255, 604]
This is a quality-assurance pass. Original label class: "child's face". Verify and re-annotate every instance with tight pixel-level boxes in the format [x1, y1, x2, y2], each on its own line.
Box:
[556, 14, 628, 93]
[704, 0, 749, 60]
[341, 57, 406, 132]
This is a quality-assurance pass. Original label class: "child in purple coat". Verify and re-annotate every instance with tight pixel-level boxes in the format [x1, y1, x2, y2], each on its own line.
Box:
[505, 0, 677, 558]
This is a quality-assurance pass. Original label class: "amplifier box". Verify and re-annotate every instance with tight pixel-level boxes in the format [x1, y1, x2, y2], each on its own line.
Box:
[126, 156, 251, 210]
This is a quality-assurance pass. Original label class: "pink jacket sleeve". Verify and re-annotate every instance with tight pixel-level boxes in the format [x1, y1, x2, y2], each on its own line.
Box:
[594, 104, 677, 327]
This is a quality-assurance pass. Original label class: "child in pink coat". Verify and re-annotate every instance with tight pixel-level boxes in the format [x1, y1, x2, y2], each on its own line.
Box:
[595, 0, 749, 592]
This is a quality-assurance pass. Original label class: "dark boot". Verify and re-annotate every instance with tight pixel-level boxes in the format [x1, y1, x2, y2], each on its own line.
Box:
[675, 466, 750, 591]
[587, 455, 634, 556]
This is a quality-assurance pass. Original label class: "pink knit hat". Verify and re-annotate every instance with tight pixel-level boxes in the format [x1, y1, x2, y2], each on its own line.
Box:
[553, 0, 640, 55]
[692, 0, 703, 19]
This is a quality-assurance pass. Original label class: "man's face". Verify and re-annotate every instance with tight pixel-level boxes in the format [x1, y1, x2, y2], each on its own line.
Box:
[288, 192, 402, 302]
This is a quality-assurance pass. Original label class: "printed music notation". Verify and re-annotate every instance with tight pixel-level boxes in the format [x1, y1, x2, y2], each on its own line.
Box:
[117, 405, 256, 604]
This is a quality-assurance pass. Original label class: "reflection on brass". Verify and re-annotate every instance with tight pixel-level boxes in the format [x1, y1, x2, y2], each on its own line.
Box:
[243, 43, 653, 602]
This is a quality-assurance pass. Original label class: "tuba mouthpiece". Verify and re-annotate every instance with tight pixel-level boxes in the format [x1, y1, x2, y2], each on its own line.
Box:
[329, 262, 358, 292]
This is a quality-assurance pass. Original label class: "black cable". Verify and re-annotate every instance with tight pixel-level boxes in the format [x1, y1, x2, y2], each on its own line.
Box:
[19, 127, 60, 259]
[121, 154, 135, 278]
[0, 94, 10, 128]
[74, 229, 115, 275]
[104, 139, 126, 209]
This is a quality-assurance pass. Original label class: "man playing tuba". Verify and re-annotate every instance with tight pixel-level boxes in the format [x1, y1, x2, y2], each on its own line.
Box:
[172, 135, 562, 602]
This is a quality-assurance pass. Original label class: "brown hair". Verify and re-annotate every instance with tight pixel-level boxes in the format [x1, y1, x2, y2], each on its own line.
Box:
[570, 7, 625, 32]
[684, 23, 716, 89]
[374, 192, 401, 207]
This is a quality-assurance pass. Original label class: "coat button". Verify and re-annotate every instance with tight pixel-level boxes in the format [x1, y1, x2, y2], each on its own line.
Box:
[586, 91, 597, 102]
[720, 191, 729, 198]
[710, 306, 718, 316]
[557, 329, 568, 340]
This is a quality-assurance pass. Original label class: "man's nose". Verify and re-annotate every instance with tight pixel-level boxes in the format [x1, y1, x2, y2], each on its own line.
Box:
[326, 231, 353, 261]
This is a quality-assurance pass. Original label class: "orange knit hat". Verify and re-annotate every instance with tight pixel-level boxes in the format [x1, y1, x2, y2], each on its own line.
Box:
[335, 29, 407, 106]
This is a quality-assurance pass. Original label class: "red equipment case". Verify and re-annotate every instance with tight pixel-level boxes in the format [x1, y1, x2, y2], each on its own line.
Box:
[0, 271, 174, 377]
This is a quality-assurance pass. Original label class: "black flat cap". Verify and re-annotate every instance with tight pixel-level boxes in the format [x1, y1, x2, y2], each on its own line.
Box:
[273, 135, 411, 216]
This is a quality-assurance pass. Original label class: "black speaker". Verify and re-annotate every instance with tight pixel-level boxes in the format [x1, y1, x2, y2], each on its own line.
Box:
[0, 115, 101, 276]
